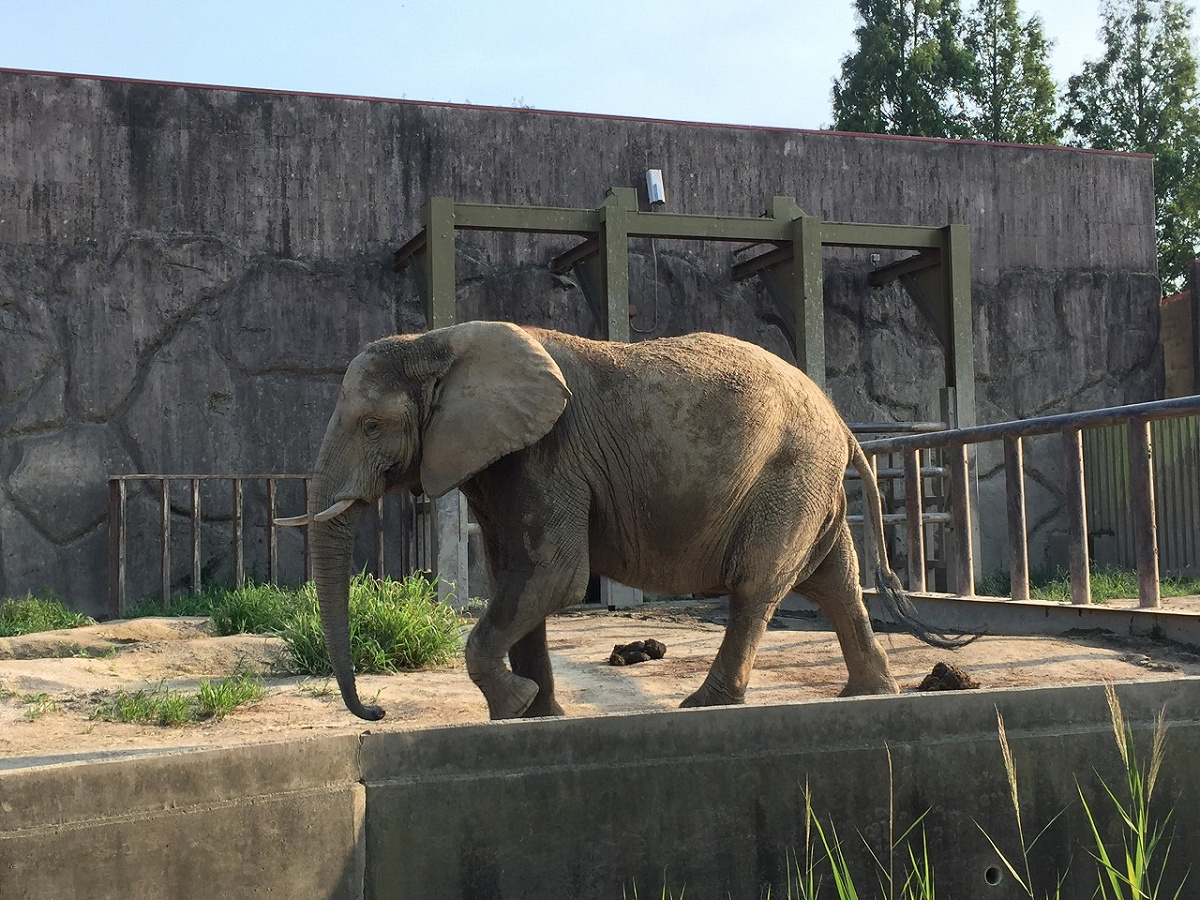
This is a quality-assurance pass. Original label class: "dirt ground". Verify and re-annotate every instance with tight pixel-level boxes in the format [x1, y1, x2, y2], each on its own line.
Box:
[3, 599, 1200, 765]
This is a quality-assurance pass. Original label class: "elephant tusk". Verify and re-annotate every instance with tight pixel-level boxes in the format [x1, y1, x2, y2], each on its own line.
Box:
[274, 513, 311, 527]
[313, 498, 357, 522]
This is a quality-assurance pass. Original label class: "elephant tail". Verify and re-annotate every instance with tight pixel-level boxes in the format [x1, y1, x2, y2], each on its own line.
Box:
[847, 436, 980, 650]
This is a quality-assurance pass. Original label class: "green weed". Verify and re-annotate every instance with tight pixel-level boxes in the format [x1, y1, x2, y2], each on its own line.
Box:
[979, 568, 1200, 605]
[1079, 685, 1186, 900]
[23, 693, 59, 721]
[91, 671, 266, 726]
[280, 573, 463, 676]
[0, 591, 94, 637]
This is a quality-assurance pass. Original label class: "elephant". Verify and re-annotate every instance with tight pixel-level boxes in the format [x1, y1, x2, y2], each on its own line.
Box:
[277, 321, 972, 721]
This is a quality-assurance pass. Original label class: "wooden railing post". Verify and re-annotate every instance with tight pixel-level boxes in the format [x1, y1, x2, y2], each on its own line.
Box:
[1128, 418, 1161, 608]
[1062, 427, 1091, 604]
[1003, 435, 1031, 603]
[108, 478, 127, 616]
[160, 478, 171, 608]
[190, 479, 202, 593]
[949, 440, 974, 596]
[903, 449, 926, 592]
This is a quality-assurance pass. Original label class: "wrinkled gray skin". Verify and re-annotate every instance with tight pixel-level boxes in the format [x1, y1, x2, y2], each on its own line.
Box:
[287, 321, 959, 721]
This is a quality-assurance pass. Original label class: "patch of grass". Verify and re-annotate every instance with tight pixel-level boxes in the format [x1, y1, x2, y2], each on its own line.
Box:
[0, 591, 95, 637]
[281, 573, 463, 676]
[91, 670, 266, 726]
[23, 693, 59, 721]
[208, 582, 292, 636]
[979, 568, 1200, 605]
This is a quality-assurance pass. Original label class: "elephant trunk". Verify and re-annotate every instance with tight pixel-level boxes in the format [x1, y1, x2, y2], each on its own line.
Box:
[309, 489, 384, 721]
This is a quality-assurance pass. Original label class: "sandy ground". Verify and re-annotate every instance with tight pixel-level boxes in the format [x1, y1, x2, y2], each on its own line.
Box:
[2, 600, 1199, 765]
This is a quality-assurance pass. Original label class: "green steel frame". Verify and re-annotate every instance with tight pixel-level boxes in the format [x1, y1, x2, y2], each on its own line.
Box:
[393, 187, 975, 429]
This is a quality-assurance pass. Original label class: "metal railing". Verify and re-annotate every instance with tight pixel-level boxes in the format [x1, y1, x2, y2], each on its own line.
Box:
[858, 395, 1200, 607]
[107, 475, 433, 615]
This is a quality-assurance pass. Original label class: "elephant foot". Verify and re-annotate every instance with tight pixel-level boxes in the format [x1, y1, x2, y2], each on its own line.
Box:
[680, 679, 745, 709]
[838, 674, 899, 697]
[476, 671, 540, 720]
[522, 694, 565, 718]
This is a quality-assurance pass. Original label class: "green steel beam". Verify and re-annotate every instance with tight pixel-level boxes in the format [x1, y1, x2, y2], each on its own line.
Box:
[945, 224, 976, 428]
[820, 222, 944, 249]
[454, 203, 597, 235]
[423, 196, 457, 331]
[599, 189, 633, 341]
[793, 213, 826, 383]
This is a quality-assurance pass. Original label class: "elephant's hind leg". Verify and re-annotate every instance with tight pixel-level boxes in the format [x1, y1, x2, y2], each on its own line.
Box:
[680, 581, 791, 708]
[797, 521, 898, 696]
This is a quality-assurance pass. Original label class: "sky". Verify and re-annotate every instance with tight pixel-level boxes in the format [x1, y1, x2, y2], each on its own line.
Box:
[2, 1, 1198, 132]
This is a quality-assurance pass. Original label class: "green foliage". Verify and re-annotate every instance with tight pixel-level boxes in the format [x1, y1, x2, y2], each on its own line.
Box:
[832, 0, 976, 137]
[92, 670, 266, 726]
[23, 693, 59, 722]
[979, 567, 1200, 604]
[0, 591, 95, 637]
[1060, 0, 1200, 292]
[963, 0, 1059, 143]
[280, 573, 463, 676]
[1079, 687, 1184, 900]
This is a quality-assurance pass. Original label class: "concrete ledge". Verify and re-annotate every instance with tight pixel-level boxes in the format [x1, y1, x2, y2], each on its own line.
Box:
[0, 735, 365, 900]
[2, 682, 1197, 899]
[361, 679, 1200, 899]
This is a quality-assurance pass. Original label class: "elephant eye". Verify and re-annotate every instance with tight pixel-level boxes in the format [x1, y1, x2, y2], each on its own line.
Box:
[362, 417, 382, 438]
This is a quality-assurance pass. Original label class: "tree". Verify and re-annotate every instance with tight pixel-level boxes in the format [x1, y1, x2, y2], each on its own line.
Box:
[832, 0, 976, 138]
[1061, 0, 1200, 291]
[963, 0, 1059, 143]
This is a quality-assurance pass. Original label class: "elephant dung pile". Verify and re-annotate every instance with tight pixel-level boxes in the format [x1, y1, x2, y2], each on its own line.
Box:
[608, 638, 667, 666]
[914, 661, 979, 691]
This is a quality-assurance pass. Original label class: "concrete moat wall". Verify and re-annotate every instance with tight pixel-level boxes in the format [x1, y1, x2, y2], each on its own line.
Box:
[1, 680, 1196, 899]
[0, 69, 1161, 614]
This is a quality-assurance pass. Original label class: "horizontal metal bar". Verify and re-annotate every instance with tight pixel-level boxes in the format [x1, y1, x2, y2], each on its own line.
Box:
[820, 222, 945, 249]
[110, 474, 311, 482]
[548, 237, 600, 275]
[861, 395, 1200, 455]
[868, 249, 940, 287]
[454, 204, 598, 234]
[624, 212, 790, 242]
[849, 422, 949, 434]
[848, 512, 953, 525]
[392, 231, 427, 271]
[730, 244, 790, 282]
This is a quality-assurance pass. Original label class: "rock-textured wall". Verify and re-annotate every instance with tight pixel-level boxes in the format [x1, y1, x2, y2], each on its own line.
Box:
[0, 71, 1161, 615]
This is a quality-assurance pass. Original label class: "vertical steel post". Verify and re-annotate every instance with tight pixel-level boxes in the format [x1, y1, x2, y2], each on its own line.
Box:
[160, 478, 171, 608]
[108, 478, 127, 616]
[1063, 427, 1091, 604]
[1128, 418, 1161, 608]
[949, 440, 975, 596]
[267, 478, 279, 585]
[860, 452, 877, 589]
[792, 213, 825, 385]
[231, 478, 244, 589]
[599, 188, 634, 342]
[376, 497, 387, 579]
[303, 478, 314, 584]
[423, 196, 457, 331]
[903, 449, 926, 592]
[190, 478, 202, 593]
[1003, 435, 1031, 603]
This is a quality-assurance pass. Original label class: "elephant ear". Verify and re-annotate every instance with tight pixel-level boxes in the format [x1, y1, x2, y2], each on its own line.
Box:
[419, 321, 571, 498]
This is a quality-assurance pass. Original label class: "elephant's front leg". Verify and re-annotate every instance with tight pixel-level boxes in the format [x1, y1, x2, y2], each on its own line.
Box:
[466, 560, 589, 720]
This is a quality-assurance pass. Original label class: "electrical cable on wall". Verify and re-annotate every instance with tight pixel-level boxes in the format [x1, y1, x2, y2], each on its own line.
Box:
[631, 169, 666, 335]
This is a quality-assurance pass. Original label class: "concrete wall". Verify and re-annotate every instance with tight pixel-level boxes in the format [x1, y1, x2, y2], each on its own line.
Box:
[1, 680, 1196, 899]
[0, 70, 1162, 613]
